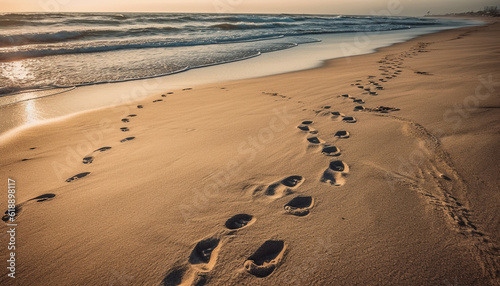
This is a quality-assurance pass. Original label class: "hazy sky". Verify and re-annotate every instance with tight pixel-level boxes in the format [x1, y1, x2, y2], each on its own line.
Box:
[2, 0, 498, 16]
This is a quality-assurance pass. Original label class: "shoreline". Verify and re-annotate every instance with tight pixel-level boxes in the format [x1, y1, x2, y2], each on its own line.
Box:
[0, 17, 499, 285]
[0, 20, 482, 138]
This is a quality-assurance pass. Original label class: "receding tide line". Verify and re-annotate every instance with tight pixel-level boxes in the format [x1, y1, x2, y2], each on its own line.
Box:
[0, 51, 264, 107]
[0, 86, 76, 107]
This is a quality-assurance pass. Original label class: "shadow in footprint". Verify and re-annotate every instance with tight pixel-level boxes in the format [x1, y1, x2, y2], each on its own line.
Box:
[334, 131, 350, 139]
[120, 137, 135, 143]
[244, 240, 287, 278]
[297, 125, 313, 132]
[127, 114, 137, 117]
[137, 105, 143, 109]
[121, 118, 129, 123]
[322, 146, 341, 156]
[2, 205, 21, 222]
[83, 147, 111, 164]
[342, 116, 357, 123]
[284, 196, 314, 216]
[66, 172, 91, 183]
[281, 175, 304, 188]
[94, 147, 112, 152]
[162, 268, 185, 286]
[189, 238, 221, 271]
[321, 161, 349, 186]
[307, 136, 323, 144]
[440, 174, 452, 181]
[263, 176, 304, 200]
[329, 160, 347, 171]
[225, 214, 255, 230]
[120, 127, 129, 132]
[30, 193, 56, 202]
[83, 156, 93, 164]
[162, 267, 201, 286]
[331, 112, 345, 121]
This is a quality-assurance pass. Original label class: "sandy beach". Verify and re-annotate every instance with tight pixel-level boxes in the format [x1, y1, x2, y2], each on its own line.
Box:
[0, 18, 499, 286]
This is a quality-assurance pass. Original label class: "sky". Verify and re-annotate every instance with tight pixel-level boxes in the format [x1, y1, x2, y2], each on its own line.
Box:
[1, 0, 498, 16]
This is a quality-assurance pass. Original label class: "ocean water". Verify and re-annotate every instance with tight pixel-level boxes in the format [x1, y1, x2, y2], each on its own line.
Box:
[0, 13, 473, 96]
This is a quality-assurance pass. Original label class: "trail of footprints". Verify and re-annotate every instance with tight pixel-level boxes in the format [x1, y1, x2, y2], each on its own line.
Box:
[165, 96, 362, 284]
[14, 42, 497, 284]
[6, 91, 178, 223]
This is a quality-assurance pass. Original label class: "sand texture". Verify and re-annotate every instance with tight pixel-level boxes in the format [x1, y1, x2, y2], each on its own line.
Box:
[0, 20, 499, 285]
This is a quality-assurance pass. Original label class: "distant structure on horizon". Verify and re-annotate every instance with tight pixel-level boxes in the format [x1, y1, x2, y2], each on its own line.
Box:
[426, 6, 499, 17]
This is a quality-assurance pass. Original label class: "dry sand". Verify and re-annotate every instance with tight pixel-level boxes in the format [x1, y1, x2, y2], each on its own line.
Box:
[0, 19, 499, 285]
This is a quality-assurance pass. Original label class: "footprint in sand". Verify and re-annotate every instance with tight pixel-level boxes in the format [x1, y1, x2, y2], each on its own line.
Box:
[297, 121, 318, 134]
[121, 118, 130, 123]
[267, 176, 303, 195]
[331, 112, 345, 121]
[321, 160, 349, 186]
[307, 136, 324, 145]
[353, 98, 365, 104]
[162, 266, 202, 286]
[2, 193, 57, 222]
[297, 124, 316, 133]
[440, 174, 452, 181]
[334, 130, 350, 139]
[342, 116, 357, 123]
[66, 172, 91, 183]
[82, 156, 94, 164]
[2, 205, 22, 222]
[244, 240, 287, 278]
[153, 99, 163, 103]
[254, 176, 304, 200]
[321, 145, 341, 156]
[365, 106, 400, 113]
[189, 238, 221, 272]
[82, 147, 112, 164]
[30, 193, 56, 202]
[120, 137, 135, 143]
[95, 146, 112, 152]
[225, 214, 255, 230]
[120, 127, 129, 132]
[353, 105, 365, 111]
[284, 196, 314, 216]
[137, 105, 143, 109]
